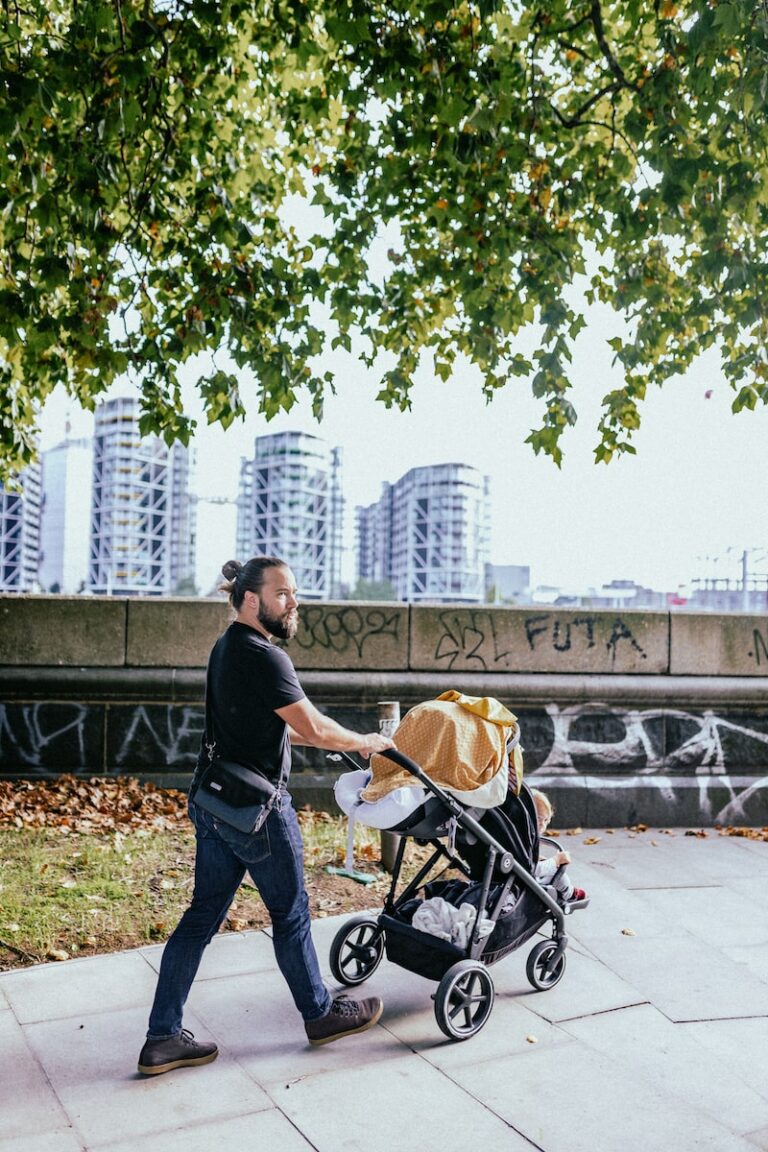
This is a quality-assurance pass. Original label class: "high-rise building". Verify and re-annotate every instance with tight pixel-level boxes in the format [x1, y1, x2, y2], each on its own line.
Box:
[0, 463, 42, 592]
[356, 463, 490, 603]
[88, 397, 196, 595]
[236, 430, 343, 599]
[39, 435, 93, 593]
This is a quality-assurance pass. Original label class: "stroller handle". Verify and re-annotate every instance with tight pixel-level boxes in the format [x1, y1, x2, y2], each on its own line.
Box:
[378, 748, 517, 874]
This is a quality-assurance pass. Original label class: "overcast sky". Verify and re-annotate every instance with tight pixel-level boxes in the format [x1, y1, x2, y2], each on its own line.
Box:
[40, 289, 767, 599]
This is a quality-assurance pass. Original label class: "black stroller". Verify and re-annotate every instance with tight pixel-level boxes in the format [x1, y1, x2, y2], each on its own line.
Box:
[329, 747, 589, 1041]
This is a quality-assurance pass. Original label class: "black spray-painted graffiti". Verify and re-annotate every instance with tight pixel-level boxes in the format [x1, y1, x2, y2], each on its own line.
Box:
[295, 606, 401, 658]
[749, 626, 768, 667]
[434, 611, 647, 669]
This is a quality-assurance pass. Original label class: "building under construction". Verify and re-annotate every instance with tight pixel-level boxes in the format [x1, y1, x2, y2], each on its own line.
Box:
[88, 397, 195, 595]
[356, 462, 490, 603]
[236, 430, 343, 600]
[0, 463, 42, 592]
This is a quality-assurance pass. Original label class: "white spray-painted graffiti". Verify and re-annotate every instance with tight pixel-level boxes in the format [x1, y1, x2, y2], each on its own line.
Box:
[527, 702, 768, 825]
[0, 702, 90, 767]
[0, 702, 203, 771]
[113, 705, 203, 767]
[530, 702, 768, 776]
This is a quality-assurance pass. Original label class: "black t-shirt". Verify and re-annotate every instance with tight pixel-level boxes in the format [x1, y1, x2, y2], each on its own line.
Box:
[198, 621, 305, 786]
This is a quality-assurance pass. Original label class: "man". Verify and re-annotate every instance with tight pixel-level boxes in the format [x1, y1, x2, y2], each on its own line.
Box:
[138, 556, 394, 1076]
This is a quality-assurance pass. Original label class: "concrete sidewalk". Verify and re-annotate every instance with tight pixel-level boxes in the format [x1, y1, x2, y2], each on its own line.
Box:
[3, 828, 768, 1152]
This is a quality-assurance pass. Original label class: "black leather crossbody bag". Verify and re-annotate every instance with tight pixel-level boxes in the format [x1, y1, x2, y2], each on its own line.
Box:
[190, 679, 287, 834]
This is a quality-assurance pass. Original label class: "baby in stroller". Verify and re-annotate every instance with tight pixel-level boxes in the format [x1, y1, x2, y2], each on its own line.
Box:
[530, 788, 588, 904]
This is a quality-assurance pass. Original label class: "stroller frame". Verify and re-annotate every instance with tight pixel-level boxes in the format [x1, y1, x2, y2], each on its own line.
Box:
[329, 749, 586, 1041]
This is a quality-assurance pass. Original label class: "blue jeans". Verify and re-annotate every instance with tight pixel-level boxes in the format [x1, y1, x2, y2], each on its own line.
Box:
[146, 794, 332, 1038]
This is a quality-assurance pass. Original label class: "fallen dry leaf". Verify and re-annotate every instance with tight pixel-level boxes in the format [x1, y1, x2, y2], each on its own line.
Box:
[685, 829, 708, 838]
[525, 1035, 538, 1044]
[718, 826, 768, 841]
[621, 928, 637, 937]
[46, 949, 70, 962]
[0, 775, 189, 835]
[583, 837, 601, 845]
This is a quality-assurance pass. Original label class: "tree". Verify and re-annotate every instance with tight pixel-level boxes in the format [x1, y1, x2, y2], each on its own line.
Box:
[348, 577, 398, 600]
[2, 0, 767, 482]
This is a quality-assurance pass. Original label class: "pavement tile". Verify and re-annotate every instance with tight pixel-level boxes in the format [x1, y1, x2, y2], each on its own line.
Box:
[271, 1052, 535, 1152]
[681, 1019, 768, 1104]
[513, 937, 647, 1023]
[85, 1107, 315, 1152]
[190, 963, 402, 1087]
[562, 1002, 768, 1134]
[632, 885, 768, 948]
[574, 835, 722, 889]
[592, 932, 768, 1021]
[452, 1037, 758, 1152]
[0, 951, 158, 1024]
[139, 928, 276, 980]
[0, 1010, 71, 1143]
[558, 872, 683, 943]
[21, 1006, 270, 1149]
[0, 1132, 84, 1152]
[721, 943, 768, 986]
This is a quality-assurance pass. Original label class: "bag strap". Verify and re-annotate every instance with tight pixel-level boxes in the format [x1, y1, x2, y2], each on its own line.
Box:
[203, 659, 290, 794]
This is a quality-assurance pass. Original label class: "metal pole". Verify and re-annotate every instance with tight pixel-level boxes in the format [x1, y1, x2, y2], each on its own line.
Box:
[377, 701, 400, 873]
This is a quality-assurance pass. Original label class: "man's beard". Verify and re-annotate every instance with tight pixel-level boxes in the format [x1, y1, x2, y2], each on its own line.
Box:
[258, 603, 298, 640]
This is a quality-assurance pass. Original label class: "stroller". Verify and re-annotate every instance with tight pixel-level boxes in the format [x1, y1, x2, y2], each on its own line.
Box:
[329, 744, 589, 1042]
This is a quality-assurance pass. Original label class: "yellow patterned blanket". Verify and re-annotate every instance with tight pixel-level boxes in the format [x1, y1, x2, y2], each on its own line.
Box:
[361, 691, 523, 805]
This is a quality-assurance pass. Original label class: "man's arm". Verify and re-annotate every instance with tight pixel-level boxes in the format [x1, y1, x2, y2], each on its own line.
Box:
[277, 697, 394, 760]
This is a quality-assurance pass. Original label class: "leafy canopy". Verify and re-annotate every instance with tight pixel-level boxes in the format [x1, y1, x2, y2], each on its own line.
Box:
[2, 0, 767, 479]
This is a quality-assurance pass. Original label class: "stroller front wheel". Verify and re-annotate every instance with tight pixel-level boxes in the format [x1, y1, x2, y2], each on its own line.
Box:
[434, 961, 495, 1041]
[329, 915, 384, 986]
[526, 938, 567, 990]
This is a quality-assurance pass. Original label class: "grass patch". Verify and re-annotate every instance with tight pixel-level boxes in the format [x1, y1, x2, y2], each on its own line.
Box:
[0, 810, 425, 971]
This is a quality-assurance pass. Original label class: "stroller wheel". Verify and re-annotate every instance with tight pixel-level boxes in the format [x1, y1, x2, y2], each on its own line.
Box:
[526, 939, 567, 991]
[434, 961, 495, 1041]
[329, 915, 384, 986]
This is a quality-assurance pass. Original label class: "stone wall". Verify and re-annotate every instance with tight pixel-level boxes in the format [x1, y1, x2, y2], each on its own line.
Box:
[2, 595, 767, 827]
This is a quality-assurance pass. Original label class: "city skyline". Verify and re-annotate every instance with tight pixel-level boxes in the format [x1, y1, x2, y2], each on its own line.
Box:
[38, 286, 768, 601]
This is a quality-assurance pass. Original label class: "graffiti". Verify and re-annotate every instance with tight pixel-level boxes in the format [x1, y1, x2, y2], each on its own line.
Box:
[434, 610, 523, 669]
[295, 606, 401, 658]
[113, 705, 203, 768]
[749, 627, 768, 667]
[434, 611, 647, 669]
[525, 614, 596, 652]
[605, 619, 647, 662]
[524, 702, 768, 776]
[0, 702, 203, 775]
[0, 702, 91, 768]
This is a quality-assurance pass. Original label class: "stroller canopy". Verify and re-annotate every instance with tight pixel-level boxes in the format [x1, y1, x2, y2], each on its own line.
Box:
[363, 691, 523, 809]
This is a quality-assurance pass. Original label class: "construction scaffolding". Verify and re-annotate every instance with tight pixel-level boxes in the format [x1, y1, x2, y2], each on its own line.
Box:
[236, 431, 343, 599]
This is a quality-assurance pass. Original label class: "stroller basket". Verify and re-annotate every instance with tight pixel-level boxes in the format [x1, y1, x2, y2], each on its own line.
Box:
[380, 913, 466, 981]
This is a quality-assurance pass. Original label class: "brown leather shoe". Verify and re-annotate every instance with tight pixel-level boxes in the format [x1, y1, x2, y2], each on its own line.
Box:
[137, 1029, 218, 1075]
[305, 995, 383, 1046]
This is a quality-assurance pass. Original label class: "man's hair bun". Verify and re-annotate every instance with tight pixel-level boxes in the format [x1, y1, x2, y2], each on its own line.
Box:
[221, 559, 243, 581]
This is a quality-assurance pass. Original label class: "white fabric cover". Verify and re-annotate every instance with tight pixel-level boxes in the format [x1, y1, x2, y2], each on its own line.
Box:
[412, 897, 494, 949]
[334, 768, 428, 829]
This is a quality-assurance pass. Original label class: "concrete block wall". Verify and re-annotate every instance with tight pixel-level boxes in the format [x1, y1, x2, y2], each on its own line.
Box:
[1, 595, 767, 827]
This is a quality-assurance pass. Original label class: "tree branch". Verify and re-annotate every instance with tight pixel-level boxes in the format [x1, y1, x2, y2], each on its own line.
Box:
[589, 0, 640, 92]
